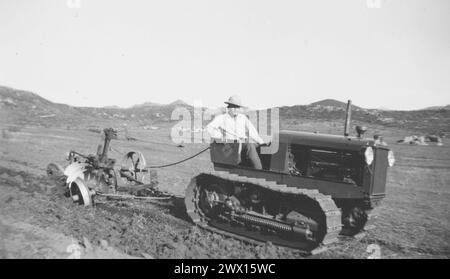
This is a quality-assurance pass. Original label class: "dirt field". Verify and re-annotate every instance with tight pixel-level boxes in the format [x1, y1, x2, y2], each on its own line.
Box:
[0, 123, 449, 259]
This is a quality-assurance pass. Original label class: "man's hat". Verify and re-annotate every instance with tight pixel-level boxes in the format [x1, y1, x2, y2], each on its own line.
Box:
[225, 95, 245, 108]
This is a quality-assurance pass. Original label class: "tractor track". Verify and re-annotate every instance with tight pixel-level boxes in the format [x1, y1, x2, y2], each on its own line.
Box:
[185, 170, 342, 252]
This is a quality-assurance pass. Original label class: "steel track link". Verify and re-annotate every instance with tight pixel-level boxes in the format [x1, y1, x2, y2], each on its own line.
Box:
[185, 170, 342, 251]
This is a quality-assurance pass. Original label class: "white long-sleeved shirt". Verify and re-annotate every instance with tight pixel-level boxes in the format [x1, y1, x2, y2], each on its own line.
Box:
[206, 113, 265, 145]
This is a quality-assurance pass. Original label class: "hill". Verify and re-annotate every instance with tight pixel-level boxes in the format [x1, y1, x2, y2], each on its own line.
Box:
[421, 105, 450, 111]
[0, 86, 192, 128]
[309, 99, 362, 110]
[168, 99, 189, 106]
[0, 86, 89, 127]
[132, 101, 162, 108]
[1, 86, 449, 136]
[280, 101, 450, 136]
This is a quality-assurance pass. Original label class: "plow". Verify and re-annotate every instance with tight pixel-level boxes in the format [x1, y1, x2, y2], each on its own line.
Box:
[46, 128, 173, 207]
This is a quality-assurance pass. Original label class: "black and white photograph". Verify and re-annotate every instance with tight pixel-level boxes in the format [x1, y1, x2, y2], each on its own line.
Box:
[0, 0, 449, 262]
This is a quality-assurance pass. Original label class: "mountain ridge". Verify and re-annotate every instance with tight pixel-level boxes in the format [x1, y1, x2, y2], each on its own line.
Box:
[1, 85, 449, 136]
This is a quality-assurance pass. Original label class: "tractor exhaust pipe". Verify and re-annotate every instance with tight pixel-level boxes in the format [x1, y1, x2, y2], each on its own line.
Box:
[344, 100, 352, 137]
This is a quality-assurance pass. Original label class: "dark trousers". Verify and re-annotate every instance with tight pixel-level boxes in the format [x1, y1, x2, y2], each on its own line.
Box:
[240, 143, 262, 170]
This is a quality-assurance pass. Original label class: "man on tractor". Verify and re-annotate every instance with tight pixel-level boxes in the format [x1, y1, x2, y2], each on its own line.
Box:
[206, 95, 268, 169]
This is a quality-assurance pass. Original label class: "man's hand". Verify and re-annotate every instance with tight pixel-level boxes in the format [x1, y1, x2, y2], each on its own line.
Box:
[259, 141, 272, 147]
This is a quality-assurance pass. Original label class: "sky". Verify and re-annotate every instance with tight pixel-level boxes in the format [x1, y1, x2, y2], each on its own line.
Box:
[0, 0, 449, 110]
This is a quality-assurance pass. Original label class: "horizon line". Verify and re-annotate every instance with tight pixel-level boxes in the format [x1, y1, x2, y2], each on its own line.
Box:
[0, 84, 447, 112]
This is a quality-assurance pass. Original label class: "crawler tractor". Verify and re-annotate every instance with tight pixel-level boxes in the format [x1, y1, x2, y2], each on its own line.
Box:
[47, 101, 394, 251]
[185, 101, 395, 250]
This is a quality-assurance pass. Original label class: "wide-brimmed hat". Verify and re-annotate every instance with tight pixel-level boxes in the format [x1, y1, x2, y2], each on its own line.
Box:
[224, 95, 245, 108]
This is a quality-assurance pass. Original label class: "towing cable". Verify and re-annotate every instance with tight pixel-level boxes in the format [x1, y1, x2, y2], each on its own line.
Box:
[111, 144, 211, 169]
[146, 146, 210, 169]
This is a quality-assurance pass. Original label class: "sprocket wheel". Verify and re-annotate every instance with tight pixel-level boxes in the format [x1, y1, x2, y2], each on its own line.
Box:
[197, 183, 226, 218]
[342, 206, 368, 235]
